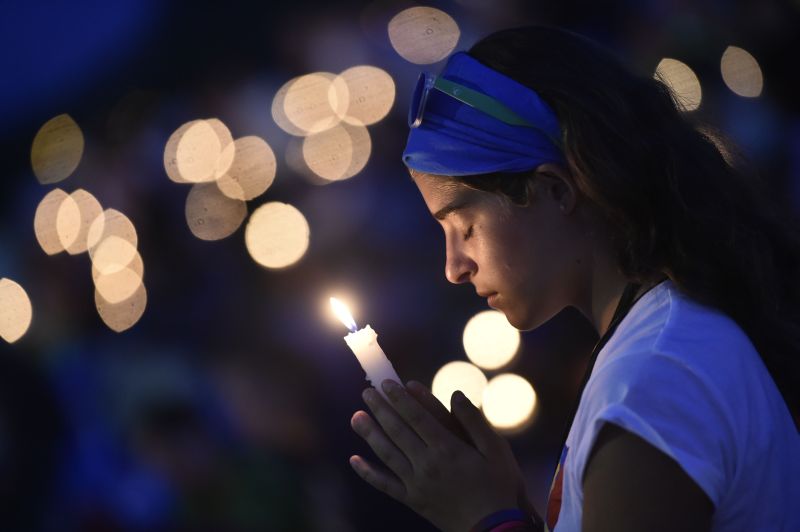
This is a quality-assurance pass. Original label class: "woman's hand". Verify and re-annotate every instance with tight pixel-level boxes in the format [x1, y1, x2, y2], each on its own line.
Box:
[350, 379, 532, 532]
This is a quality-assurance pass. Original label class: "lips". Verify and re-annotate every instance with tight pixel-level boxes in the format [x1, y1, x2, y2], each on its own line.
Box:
[477, 291, 499, 307]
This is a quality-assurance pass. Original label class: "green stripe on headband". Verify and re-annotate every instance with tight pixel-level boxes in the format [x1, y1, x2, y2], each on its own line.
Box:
[433, 77, 535, 128]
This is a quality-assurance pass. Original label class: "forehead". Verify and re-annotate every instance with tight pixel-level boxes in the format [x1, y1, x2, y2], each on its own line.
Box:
[411, 171, 466, 206]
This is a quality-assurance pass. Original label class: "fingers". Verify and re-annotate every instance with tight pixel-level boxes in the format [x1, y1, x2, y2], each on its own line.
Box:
[351, 410, 414, 480]
[362, 386, 429, 461]
[450, 390, 502, 457]
[349, 455, 407, 502]
[380, 380, 455, 449]
[406, 380, 472, 445]
[406, 380, 450, 420]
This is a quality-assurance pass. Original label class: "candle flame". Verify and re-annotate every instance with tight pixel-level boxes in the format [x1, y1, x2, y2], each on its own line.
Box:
[330, 297, 358, 332]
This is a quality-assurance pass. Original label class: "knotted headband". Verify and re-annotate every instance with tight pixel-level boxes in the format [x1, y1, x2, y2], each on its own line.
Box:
[402, 51, 565, 176]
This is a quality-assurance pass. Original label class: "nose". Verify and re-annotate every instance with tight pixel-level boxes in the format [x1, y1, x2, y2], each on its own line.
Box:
[444, 237, 477, 285]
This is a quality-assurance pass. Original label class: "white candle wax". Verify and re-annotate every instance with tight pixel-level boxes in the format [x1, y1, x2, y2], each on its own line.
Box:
[344, 324, 402, 399]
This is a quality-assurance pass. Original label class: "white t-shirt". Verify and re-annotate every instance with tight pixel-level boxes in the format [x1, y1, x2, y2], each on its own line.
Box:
[550, 280, 800, 531]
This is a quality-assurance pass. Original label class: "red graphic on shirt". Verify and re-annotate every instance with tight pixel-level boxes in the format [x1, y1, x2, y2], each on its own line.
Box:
[546, 446, 568, 531]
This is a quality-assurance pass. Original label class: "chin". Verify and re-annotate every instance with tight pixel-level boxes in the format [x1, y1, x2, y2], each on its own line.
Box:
[502, 305, 548, 332]
[500, 308, 532, 331]
[509, 317, 537, 331]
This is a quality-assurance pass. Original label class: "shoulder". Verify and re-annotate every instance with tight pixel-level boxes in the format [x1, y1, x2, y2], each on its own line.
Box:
[561, 281, 800, 531]
[596, 280, 764, 407]
[564, 283, 746, 509]
[605, 280, 755, 367]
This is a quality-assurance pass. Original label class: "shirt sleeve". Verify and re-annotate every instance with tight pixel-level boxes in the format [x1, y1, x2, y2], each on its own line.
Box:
[568, 352, 736, 508]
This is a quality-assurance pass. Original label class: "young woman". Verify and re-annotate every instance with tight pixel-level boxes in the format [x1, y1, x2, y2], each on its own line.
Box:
[349, 26, 800, 531]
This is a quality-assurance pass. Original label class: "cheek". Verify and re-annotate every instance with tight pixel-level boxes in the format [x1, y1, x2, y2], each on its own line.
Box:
[477, 223, 535, 278]
[484, 220, 553, 302]
[497, 221, 538, 267]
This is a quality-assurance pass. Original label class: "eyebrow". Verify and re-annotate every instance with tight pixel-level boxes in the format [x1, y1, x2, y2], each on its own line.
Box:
[433, 201, 468, 220]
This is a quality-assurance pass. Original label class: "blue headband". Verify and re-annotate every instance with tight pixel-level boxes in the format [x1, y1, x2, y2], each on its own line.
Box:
[402, 52, 565, 176]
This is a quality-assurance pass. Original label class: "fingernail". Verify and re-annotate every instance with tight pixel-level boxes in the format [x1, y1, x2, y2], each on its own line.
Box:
[382, 379, 400, 394]
[362, 388, 375, 402]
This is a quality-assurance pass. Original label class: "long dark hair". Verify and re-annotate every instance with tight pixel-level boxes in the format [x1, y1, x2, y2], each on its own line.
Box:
[459, 26, 800, 420]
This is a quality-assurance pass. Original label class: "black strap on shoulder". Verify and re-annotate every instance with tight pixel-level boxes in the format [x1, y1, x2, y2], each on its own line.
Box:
[555, 282, 642, 457]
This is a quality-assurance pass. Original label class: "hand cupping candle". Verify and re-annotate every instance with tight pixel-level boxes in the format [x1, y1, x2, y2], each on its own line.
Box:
[330, 297, 402, 400]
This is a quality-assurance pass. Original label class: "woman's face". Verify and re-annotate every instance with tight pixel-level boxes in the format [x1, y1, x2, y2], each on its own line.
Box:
[413, 168, 587, 330]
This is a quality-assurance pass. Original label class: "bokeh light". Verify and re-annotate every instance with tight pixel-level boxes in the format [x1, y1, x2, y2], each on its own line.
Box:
[87, 208, 139, 260]
[176, 119, 229, 183]
[482, 373, 537, 432]
[163, 119, 234, 184]
[95, 282, 147, 332]
[334, 65, 396, 126]
[92, 246, 143, 282]
[185, 183, 247, 241]
[56, 189, 103, 255]
[86, 210, 145, 314]
[54, 193, 80, 250]
[655, 58, 702, 111]
[245, 202, 310, 269]
[163, 120, 195, 184]
[94, 264, 144, 304]
[30, 114, 84, 185]
[206, 118, 236, 178]
[462, 310, 521, 370]
[216, 136, 277, 201]
[271, 77, 309, 137]
[721, 45, 763, 98]
[302, 122, 372, 181]
[431, 360, 488, 411]
[90, 235, 138, 276]
[388, 7, 460, 64]
[33, 188, 70, 255]
[275, 73, 349, 136]
[0, 278, 33, 344]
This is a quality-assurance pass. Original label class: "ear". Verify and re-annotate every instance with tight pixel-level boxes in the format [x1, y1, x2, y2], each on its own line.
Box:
[534, 163, 577, 213]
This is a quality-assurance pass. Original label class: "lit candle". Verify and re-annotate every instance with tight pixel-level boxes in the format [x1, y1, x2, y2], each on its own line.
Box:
[330, 297, 402, 399]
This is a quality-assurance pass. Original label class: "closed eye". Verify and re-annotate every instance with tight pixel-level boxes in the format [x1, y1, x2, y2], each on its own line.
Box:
[463, 225, 474, 241]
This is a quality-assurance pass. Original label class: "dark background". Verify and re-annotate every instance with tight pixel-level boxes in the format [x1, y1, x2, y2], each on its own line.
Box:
[1, 0, 799, 530]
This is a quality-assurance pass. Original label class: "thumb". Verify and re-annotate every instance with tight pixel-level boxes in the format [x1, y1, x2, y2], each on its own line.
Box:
[450, 390, 501, 456]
